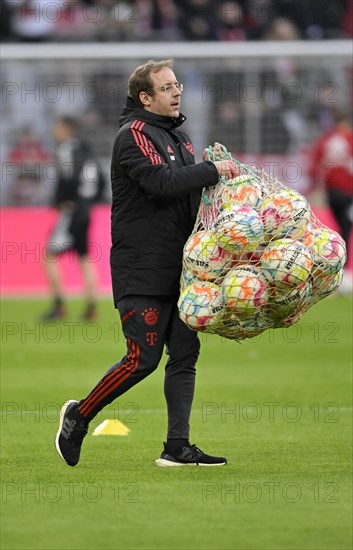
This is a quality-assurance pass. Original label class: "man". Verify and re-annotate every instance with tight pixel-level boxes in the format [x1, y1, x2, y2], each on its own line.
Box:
[55, 59, 238, 467]
[42, 116, 105, 320]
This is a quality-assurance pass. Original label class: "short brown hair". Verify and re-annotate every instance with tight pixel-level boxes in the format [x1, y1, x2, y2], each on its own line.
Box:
[128, 59, 174, 107]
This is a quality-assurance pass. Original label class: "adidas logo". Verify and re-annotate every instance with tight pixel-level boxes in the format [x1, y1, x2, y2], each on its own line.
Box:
[62, 418, 76, 439]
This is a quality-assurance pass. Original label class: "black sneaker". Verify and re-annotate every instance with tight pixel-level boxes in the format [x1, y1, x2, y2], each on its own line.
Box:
[40, 305, 65, 321]
[55, 400, 88, 466]
[155, 443, 227, 467]
[81, 303, 97, 321]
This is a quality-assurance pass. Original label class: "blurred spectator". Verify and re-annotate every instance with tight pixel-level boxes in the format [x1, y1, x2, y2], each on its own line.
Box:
[309, 109, 353, 289]
[342, 0, 353, 37]
[4, 0, 93, 42]
[149, 0, 180, 41]
[8, 0, 60, 42]
[260, 36, 310, 152]
[173, 0, 218, 40]
[263, 17, 302, 40]
[1, 0, 351, 42]
[244, 0, 275, 39]
[91, 0, 138, 41]
[0, 1, 13, 41]
[217, 1, 247, 41]
[51, 0, 95, 41]
[5, 127, 53, 205]
[277, 0, 348, 40]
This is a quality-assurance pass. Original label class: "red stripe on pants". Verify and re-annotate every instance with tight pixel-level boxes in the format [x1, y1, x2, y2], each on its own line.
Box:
[79, 339, 140, 418]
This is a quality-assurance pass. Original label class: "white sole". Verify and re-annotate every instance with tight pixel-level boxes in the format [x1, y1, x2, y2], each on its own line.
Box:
[54, 399, 78, 464]
[155, 458, 227, 467]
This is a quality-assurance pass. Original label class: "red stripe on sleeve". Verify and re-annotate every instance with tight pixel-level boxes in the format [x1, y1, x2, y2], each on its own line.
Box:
[130, 126, 164, 165]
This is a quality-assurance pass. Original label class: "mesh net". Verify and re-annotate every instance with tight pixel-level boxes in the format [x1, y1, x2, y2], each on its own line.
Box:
[179, 143, 347, 341]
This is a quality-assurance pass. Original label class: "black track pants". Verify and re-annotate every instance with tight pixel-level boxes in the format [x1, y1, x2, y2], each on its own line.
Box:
[78, 295, 200, 440]
[327, 188, 353, 262]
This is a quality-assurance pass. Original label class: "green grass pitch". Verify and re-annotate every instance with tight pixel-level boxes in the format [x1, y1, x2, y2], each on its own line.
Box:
[1, 295, 352, 550]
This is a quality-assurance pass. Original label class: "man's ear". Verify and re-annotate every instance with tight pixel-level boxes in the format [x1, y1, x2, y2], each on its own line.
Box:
[139, 91, 151, 107]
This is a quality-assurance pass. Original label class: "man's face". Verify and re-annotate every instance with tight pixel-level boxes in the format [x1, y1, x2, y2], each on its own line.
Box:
[142, 67, 182, 118]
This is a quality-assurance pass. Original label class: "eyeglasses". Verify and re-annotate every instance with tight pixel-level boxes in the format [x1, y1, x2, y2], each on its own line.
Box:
[150, 82, 184, 93]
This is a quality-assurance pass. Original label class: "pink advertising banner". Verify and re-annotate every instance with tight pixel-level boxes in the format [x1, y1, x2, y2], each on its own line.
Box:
[0, 205, 351, 295]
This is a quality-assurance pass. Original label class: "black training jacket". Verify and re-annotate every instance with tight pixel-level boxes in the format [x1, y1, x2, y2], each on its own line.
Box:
[54, 137, 105, 207]
[110, 96, 219, 304]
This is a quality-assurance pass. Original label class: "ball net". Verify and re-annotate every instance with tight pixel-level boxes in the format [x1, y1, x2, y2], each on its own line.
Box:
[178, 143, 347, 341]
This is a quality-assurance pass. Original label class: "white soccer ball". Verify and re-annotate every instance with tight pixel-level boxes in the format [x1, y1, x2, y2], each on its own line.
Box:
[276, 308, 305, 328]
[214, 204, 264, 253]
[181, 268, 199, 287]
[261, 238, 313, 290]
[222, 265, 269, 318]
[267, 280, 312, 323]
[261, 188, 311, 240]
[183, 230, 232, 280]
[220, 310, 271, 339]
[178, 281, 224, 332]
[311, 268, 344, 297]
[219, 174, 266, 211]
[308, 227, 347, 276]
[234, 241, 268, 266]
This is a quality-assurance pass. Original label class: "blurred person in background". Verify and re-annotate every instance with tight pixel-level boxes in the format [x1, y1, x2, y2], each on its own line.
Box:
[277, 0, 348, 39]
[216, 1, 247, 41]
[262, 19, 309, 154]
[6, 0, 55, 42]
[41, 116, 105, 320]
[173, 0, 218, 40]
[148, 0, 180, 41]
[309, 109, 353, 291]
[88, 0, 138, 41]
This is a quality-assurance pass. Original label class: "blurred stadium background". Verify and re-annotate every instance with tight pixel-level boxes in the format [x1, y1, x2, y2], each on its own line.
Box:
[1, 0, 352, 294]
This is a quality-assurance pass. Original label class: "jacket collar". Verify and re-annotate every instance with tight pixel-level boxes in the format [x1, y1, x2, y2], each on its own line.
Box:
[119, 96, 187, 130]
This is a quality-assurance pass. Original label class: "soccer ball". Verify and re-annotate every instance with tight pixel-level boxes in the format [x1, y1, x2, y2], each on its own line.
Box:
[181, 268, 199, 287]
[220, 310, 271, 339]
[311, 268, 344, 297]
[261, 238, 313, 289]
[267, 280, 312, 323]
[219, 175, 265, 211]
[178, 281, 224, 331]
[235, 241, 268, 265]
[222, 265, 269, 318]
[276, 308, 305, 328]
[309, 228, 346, 276]
[183, 230, 232, 280]
[301, 224, 315, 248]
[214, 204, 264, 253]
[261, 188, 311, 240]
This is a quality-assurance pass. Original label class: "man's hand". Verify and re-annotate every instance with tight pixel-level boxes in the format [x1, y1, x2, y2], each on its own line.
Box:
[202, 143, 223, 161]
[212, 160, 240, 179]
